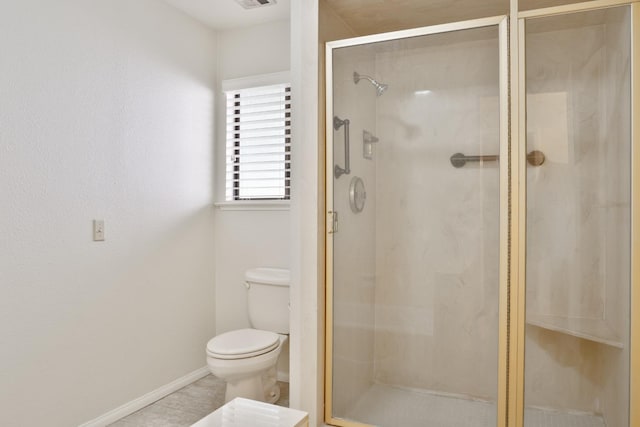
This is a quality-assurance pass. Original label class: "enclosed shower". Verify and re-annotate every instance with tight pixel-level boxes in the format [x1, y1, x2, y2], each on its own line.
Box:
[325, 2, 637, 427]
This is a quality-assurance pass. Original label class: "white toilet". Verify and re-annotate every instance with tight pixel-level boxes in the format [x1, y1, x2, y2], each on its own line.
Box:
[206, 268, 289, 404]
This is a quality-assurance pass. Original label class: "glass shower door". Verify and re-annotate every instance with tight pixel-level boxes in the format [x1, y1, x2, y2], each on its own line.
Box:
[522, 6, 632, 427]
[326, 17, 508, 427]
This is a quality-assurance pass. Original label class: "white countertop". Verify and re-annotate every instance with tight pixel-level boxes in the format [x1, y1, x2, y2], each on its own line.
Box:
[191, 398, 309, 427]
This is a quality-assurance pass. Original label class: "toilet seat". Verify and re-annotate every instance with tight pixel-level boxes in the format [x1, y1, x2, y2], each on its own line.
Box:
[207, 329, 280, 360]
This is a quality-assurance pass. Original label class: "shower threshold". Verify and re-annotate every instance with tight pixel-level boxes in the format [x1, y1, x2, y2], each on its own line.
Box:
[345, 384, 605, 427]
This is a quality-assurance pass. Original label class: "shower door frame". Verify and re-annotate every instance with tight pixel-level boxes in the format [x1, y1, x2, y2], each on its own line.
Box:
[509, 1, 640, 426]
[324, 15, 511, 427]
[325, 2, 640, 425]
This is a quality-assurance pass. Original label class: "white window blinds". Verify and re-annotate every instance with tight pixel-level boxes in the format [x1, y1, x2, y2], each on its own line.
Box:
[225, 83, 291, 201]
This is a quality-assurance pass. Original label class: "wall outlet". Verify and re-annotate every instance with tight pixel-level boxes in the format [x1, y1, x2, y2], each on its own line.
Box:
[93, 220, 105, 241]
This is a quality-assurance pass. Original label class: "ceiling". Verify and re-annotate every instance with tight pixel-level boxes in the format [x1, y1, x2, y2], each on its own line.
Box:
[163, 0, 591, 35]
[163, 0, 290, 30]
[324, 0, 509, 35]
[322, 0, 598, 36]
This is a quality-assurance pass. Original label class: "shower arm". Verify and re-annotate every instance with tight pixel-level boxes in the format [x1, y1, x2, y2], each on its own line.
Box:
[353, 71, 388, 97]
[334, 116, 350, 179]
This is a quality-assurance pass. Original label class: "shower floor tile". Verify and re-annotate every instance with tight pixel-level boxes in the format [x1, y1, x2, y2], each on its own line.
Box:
[345, 384, 605, 427]
[525, 408, 606, 427]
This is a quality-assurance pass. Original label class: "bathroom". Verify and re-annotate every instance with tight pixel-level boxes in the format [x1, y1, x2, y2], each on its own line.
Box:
[1, 1, 638, 427]
[1, 1, 292, 425]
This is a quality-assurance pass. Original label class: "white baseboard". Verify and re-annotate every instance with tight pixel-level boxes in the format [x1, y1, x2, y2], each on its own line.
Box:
[78, 366, 210, 427]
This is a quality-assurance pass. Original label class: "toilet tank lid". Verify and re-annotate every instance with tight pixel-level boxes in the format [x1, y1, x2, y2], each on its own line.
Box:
[245, 268, 290, 286]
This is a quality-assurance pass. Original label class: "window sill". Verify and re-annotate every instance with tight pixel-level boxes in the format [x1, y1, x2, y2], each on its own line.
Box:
[214, 201, 290, 211]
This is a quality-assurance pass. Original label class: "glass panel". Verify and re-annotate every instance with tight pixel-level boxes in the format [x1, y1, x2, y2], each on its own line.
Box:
[330, 24, 502, 427]
[524, 6, 631, 427]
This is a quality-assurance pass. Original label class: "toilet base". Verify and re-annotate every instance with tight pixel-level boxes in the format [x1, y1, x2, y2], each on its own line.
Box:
[207, 333, 288, 404]
[263, 366, 280, 403]
[225, 366, 280, 404]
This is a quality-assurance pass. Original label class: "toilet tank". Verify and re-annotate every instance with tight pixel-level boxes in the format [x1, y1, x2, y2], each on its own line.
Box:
[245, 268, 290, 334]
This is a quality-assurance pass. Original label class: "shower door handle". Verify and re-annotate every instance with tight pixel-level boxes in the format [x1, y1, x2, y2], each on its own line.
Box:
[334, 116, 350, 179]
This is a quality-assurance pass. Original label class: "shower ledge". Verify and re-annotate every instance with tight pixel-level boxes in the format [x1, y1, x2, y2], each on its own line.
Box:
[526, 313, 623, 348]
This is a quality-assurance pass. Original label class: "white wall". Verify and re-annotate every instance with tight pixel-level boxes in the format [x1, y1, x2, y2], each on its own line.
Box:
[0, 1, 217, 426]
[214, 19, 291, 334]
[290, 0, 324, 425]
[213, 20, 291, 374]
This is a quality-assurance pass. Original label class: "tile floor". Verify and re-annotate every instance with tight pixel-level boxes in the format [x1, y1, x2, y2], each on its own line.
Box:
[109, 375, 289, 427]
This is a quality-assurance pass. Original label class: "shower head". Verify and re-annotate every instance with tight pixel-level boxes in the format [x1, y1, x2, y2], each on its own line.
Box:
[353, 71, 388, 96]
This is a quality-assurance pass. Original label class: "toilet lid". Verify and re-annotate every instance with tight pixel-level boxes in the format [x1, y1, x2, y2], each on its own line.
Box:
[207, 329, 280, 360]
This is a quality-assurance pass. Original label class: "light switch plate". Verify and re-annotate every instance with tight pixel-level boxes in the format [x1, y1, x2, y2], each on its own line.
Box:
[93, 220, 105, 241]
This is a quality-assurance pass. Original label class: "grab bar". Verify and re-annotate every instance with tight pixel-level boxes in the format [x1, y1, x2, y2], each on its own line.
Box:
[450, 150, 545, 168]
[334, 116, 350, 179]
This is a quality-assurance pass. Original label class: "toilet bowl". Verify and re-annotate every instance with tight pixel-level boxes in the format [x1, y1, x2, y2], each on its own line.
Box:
[206, 329, 287, 403]
[205, 268, 290, 403]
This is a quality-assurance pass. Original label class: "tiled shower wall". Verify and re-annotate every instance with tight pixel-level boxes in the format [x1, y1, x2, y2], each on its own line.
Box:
[524, 7, 630, 425]
[373, 29, 501, 400]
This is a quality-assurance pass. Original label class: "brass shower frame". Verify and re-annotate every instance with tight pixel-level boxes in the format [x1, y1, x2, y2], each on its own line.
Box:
[325, 15, 510, 427]
[324, 1, 640, 425]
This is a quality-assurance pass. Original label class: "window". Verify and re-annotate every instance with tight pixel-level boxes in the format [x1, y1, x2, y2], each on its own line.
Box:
[225, 82, 291, 201]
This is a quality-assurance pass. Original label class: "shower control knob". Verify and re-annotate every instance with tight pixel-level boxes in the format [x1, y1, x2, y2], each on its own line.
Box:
[349, 176, 366, 213]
